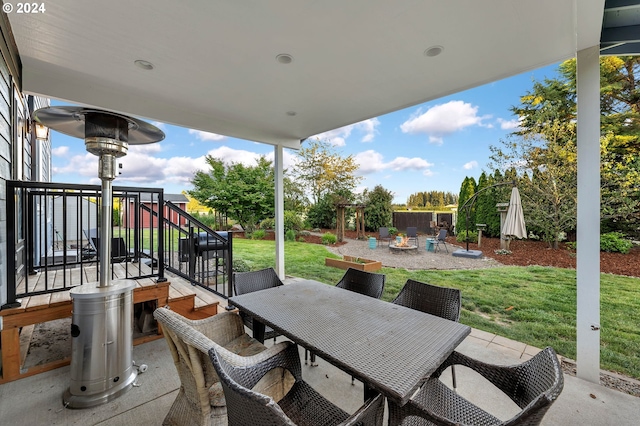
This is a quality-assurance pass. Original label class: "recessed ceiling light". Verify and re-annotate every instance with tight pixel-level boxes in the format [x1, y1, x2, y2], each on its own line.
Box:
[286, 111, 297, 116]
[134, 60, 154, 70]
[276, 54, 293, 64]
[424, 46, 444, 57]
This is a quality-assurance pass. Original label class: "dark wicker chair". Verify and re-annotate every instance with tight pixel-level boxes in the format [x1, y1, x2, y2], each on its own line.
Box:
[209, 341, 385, 426]
[434, 228, 448, 253]
[406, 227, 418, 247]
[387, 347, 564, 426]
[392, 279, 460, 322]
[336, 267, 385, 299]
[378, 227, 393, 246]
[233, 267, 284, 342]
[392, 279, 461, 388]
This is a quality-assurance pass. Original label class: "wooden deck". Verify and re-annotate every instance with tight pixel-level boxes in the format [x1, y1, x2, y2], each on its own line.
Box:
[0, 262, 225, 384]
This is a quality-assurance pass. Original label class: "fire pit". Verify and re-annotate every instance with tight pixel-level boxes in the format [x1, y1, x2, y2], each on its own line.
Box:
[389, 236, 418, 254]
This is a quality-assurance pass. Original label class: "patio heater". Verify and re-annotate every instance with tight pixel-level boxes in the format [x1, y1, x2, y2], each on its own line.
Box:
[33, 106, 164, 408]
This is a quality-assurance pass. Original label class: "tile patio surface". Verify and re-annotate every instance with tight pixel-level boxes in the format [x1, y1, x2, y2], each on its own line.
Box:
[1, 324, 638, 425]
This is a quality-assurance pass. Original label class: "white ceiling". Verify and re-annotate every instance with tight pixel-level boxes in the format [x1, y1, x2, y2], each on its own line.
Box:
[7, 1, 605, 149]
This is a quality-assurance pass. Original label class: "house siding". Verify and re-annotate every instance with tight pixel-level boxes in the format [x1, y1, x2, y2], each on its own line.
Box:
[0, 13, 42, 307]
[0, 46, 13, 306]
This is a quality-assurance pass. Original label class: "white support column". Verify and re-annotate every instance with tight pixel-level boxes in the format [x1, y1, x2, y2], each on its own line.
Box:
[576, 45, 601, 383]
[274, 144, 285, 278]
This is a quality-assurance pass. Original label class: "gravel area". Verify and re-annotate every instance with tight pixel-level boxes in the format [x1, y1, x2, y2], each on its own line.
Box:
[323, 237, 504, 270]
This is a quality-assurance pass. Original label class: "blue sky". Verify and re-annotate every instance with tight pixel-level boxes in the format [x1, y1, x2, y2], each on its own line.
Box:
[50, 62, 561, 204]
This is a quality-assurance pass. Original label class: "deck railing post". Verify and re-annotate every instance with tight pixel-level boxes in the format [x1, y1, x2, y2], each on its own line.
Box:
[227, 231, 233, 299]
[2, 181, 20, 309]
[157, 190, 166, 281]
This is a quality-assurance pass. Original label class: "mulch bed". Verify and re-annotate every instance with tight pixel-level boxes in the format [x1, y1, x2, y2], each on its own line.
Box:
[236, 229, 640, 278]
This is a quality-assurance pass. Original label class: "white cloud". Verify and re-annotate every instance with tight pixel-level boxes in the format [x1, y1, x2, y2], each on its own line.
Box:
[354, 150, 386, 174]
[357, 118, 380, 142]
[52, 146, 69, 156]
[387, 156, 434, 171]
[400, 100, 490, 144]
[54, 153, 98, 177]
[205, 146, 261, 166]
[188, 129, 226, 141]
[497, 117, 521, 130]
[463, 160, 478, 170]
[354, 150, 434, 175]
[311, 118, 380, 146]
[129, 143, 163, 154]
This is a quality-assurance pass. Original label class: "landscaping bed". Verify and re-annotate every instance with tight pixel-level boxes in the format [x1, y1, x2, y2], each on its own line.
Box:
[325, 255, 382, 272]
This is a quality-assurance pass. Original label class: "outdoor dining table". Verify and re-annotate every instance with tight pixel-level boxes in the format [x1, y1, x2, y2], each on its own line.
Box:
[229, 279, 471, 406]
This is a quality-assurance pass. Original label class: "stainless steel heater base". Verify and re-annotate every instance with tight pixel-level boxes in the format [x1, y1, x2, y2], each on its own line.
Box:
[63, 280, 137, 409]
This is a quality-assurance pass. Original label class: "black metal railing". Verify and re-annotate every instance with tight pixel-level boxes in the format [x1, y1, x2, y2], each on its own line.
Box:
[2, 180, 233, 309]
[163, 201, 233, 298]
[3, 181, 166, 307]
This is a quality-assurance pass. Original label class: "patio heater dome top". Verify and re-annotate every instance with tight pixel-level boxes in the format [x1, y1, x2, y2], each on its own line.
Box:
[32, 106, 165, 145]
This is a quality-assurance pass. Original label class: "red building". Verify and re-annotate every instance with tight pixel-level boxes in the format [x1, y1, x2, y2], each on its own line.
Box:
[125, 193, 189, 228]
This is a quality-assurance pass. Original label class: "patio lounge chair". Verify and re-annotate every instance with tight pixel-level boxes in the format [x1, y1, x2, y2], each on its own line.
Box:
[406, 226, 418, 247]
[233, 267, 284, 343]
[209, 341, 385, 426]
[392, 279, 461, 388]
[154, 307, 287, 426]
[387, 346, 564, 426]
[84, 228, 134, 263]
[378, 227, 393, 246]
[434, 228, 448, 253]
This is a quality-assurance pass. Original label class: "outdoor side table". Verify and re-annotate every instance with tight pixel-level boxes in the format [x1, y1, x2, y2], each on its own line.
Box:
[426, 238, 435, 252]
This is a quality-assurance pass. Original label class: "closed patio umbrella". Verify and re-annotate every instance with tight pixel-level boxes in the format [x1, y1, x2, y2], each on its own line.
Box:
[502, 186, 527, 249]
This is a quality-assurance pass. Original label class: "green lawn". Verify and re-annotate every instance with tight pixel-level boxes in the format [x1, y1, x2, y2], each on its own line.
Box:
[233, 238, 640, 380]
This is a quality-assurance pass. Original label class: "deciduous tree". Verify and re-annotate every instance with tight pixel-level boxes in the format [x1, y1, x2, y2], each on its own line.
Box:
[189, 156, 274, 231]
[294, 139, 361, 204]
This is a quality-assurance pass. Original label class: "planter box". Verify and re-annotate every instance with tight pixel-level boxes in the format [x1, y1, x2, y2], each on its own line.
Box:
[325, 256, 382, 272]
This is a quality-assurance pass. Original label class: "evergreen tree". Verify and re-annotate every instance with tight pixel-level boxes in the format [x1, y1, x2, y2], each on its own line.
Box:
[456, 177, 477, 234]
[474, 172, 492, 235]
[363, 185, 394, 231]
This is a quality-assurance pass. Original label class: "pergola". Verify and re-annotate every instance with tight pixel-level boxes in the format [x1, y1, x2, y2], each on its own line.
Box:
[335, 204, 366, 242]
[5, 0, 640, 383]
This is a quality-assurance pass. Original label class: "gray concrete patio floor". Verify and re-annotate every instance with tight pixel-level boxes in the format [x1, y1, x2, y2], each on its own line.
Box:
[1, 328, 638, 425]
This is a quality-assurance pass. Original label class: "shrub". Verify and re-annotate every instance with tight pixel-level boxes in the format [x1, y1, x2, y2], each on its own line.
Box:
[494, 249, 512, 255]
[321, 232, 337, 245]
[456, 230, 478, 243]
[232, 259, 250, 272]
[260, 217, 275, 230]
[192, 212, 220, 229]
[600, 232, 632, 254]
[297, 236, 306, 242]
[306, 195, 336, 229]
[284, 210, 304, 232]
[251, 229, 266, 240]
[363, 185, 394, 231]
[388, 227, 398, 235]
[285, 229, 296, 241]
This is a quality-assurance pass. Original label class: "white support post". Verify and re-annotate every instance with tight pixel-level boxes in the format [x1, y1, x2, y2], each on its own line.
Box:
[576, 45, 601, 383]
[274, 145, 285, 278]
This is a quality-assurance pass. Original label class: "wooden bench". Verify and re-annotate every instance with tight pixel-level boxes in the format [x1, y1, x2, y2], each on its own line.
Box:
[0, 264, 221, 384]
